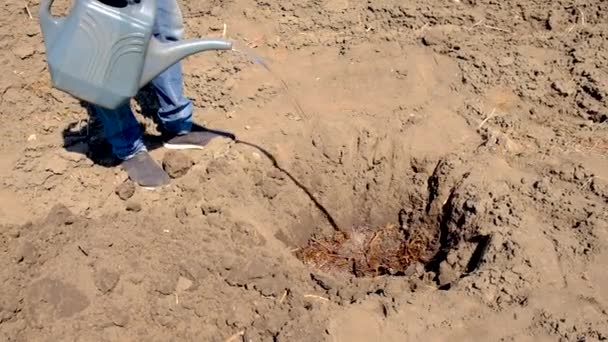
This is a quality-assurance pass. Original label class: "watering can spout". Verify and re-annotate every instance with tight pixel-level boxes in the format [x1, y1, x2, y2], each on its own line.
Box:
[140, 37, 233, 87]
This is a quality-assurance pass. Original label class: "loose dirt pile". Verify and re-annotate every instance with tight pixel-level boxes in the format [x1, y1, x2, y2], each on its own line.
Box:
[1, 0, 608, 341]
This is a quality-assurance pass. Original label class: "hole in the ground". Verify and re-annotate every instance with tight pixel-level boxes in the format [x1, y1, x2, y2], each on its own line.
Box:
[295, 209, 443, 278]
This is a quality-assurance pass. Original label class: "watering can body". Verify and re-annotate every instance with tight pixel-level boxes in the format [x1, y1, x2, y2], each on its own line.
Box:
[39, 0, 232, 109]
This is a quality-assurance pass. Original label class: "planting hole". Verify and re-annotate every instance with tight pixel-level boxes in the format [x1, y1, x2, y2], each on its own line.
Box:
[295, 210, 442, 278]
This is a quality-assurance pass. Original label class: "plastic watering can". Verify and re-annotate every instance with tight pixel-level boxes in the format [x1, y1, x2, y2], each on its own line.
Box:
[38, 0, 233, 109]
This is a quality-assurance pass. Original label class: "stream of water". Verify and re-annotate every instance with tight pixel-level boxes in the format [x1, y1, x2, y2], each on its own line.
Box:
[230, 45, 308, 120]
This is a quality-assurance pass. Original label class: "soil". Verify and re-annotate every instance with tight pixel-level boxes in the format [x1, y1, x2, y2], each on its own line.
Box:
[1, 0, 608, 341]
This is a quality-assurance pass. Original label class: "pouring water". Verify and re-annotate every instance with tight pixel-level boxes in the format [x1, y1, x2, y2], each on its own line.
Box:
[230, 45, 308, 121]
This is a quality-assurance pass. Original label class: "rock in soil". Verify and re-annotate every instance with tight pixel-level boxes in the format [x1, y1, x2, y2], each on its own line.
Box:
[162, 151, 194, 178]
[125, 201, 142, 212]
[94, 268, 120, 294]
[115, 181, 135, 200]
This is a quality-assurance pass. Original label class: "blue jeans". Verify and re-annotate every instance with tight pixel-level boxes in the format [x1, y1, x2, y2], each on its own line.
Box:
[89, 0, 193, 160]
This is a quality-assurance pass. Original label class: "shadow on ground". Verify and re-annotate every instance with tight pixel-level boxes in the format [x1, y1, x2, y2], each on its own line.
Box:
[61, 85, 239, 168]
[61, 85, 166, 167]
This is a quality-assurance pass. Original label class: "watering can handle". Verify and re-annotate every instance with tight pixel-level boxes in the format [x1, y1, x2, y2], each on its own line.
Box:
[39, 0, 64, 41]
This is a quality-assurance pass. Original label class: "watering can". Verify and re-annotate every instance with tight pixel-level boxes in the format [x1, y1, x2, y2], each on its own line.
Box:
[38, 0, 233, 109]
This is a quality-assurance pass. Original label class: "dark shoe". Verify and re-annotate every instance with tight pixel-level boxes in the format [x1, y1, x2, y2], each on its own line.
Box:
[121, 151, 170, 188]
[163, 124, 236, 150]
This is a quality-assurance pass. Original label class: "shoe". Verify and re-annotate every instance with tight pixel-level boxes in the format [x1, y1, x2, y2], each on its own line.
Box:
[163, 124, 236, 150]
[121, 151, 170, 188]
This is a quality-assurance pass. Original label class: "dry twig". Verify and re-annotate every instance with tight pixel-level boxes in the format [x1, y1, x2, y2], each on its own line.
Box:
[304, 294, 330, 301]
[24, 1, 32, 19]
[469, 20, 484, 30]
[478, 108, 497, 129]
[468, 20, 511, 33]
[278, 290, 288, 304]
[225, 331, 245, 342]
[579, 176, 594, 190]
[483, 24, 511, 33]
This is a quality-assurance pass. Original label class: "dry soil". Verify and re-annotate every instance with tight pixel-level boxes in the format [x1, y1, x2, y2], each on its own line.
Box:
[1, 0, 608, 341]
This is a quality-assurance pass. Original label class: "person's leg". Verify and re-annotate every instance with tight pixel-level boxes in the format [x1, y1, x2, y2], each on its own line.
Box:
[150, 0, 192, 135]
[150, 0, 237, 149]
[88, 103, 169, 187]
[88, 103, 145, 160]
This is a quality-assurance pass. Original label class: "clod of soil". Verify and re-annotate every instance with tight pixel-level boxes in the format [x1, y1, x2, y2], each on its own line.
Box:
[94, 268, 120, 294]
[162, 151, 194, 178]
[125, 201, 142, 212]
[115, 181, 135, 200]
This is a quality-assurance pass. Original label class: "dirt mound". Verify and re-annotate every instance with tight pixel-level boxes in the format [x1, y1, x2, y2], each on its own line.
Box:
[2, 0, 608, 340]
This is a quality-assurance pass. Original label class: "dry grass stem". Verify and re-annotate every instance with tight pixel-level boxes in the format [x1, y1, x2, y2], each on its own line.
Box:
[225, 331, 245, 342]
[415, 23, 429, 37]
[578, 8, 585, 26]
[468, 20, 511, 33]
[483, 24, 511, 33]
[579, 176, 594, 190]
[469, 20, 484, 30]
[478, 108, 497, 129]
[278, 290, 288, 304]
[304, 294, 330, 301]
[24, 1, 32, 19]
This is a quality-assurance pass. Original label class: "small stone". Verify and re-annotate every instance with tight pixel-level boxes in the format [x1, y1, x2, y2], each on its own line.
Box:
[162, 151, 194, 179]
[384, 278, 407, 297]
[155, 276, 177, 295]
[208, 20, 224, 32]
[533, 179, 549, 194]
[115, 181, 135, 200]
[446, 252, 459, 266]
[15, 241, 36, 263]
[551, 80, 576, 97]
[573, 166, 587, 181]
[498, 56, 515, 67]
[8, 227, 21, 239]
[25, 25, 39, 37]
[127, 272, 144, 285]
[210, 6, 221, 17]
[405, 262, 425, 277]
[591, 178, 607, 199]
[27, 134, 37, 141]
[310, 273, 336, 291]
[261, 180, 280, 199]
[244, 125, 251, 130]
[421, 28, 446, 46]
[94, 268, 120, 293]
[110, 307, 129, 327]
[251, 152, 261, 160]
[125, 201, 142, 212]
[14, 45, 35, 59]
[438, 261, 458, 286]
[176, 276, 194, 292]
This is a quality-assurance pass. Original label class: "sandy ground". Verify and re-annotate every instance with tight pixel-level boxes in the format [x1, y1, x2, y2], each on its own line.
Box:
[1, 0, 608, 341]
